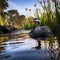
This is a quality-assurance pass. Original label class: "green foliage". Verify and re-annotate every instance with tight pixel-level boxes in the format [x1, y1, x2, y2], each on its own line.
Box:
[0, 0, 60, 30]
[22, 18, 37, 29]
[40, 11, 56, 29]
[0, 0, 8, 10]
[0, 0, 9, 26]
[0, 0, 8, 17]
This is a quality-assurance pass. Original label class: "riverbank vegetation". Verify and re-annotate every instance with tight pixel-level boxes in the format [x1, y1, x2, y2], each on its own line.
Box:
[0, 0, 60, 30]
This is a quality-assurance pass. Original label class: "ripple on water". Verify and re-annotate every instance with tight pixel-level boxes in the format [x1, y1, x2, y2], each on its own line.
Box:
[0, 32, 60, 60]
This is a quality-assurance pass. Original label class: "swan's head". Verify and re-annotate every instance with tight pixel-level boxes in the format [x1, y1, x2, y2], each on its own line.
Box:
[34, 18, 40, 25]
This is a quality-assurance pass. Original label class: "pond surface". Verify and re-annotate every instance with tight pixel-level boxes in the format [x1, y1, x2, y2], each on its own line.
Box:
[0, 30, 60, 60]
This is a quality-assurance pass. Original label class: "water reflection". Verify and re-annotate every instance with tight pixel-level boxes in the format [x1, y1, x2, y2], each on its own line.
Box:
[0, 32, 60, 60]
[33, 40, 41, 50]
[32, 36, 60, 60]
[48, 36, 60, 60]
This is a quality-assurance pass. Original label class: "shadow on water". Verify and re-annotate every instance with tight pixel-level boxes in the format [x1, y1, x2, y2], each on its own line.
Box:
[0, 31, 60, 60]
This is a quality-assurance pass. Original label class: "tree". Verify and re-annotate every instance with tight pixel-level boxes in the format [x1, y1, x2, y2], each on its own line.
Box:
[18, 15, 26, 28]
[0, 0, 8, 17]
[2, 12, 9, 26]
[0, 0, 8, 26]
[8, 10, 21, 28]
[8, 10, 26, 28]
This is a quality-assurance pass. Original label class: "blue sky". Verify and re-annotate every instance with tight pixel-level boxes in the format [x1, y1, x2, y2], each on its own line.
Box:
[6, 0, 60, 17]
[7, 0, 43, 17]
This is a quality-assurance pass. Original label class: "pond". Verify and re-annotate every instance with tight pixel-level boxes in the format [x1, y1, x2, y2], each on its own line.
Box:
[0, 30, 60, 60]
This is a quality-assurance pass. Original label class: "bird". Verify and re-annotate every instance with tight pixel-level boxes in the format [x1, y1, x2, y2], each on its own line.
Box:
[29, 18, 51, 39]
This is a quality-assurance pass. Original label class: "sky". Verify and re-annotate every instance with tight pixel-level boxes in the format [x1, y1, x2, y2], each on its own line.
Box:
[6, 0, 43, 17]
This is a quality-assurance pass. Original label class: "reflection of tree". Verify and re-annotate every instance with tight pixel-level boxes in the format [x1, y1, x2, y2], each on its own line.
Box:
[48, 36, 60, 60]
[0, 36, 9, 43]
[0, 46, 5, 52]
[48, 47, 56, 60]
[56, 37, 60, 60]
[56, 48, 60, 60]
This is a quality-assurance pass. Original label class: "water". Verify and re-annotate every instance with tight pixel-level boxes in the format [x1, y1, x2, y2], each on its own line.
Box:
[0, 30, 60, 60]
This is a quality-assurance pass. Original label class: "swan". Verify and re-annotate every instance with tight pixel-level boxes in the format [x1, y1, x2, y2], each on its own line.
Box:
[29, 18, 51, 39]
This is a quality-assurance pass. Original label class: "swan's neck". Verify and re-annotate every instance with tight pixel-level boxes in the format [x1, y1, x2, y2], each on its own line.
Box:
[37, 22, 40, 26]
